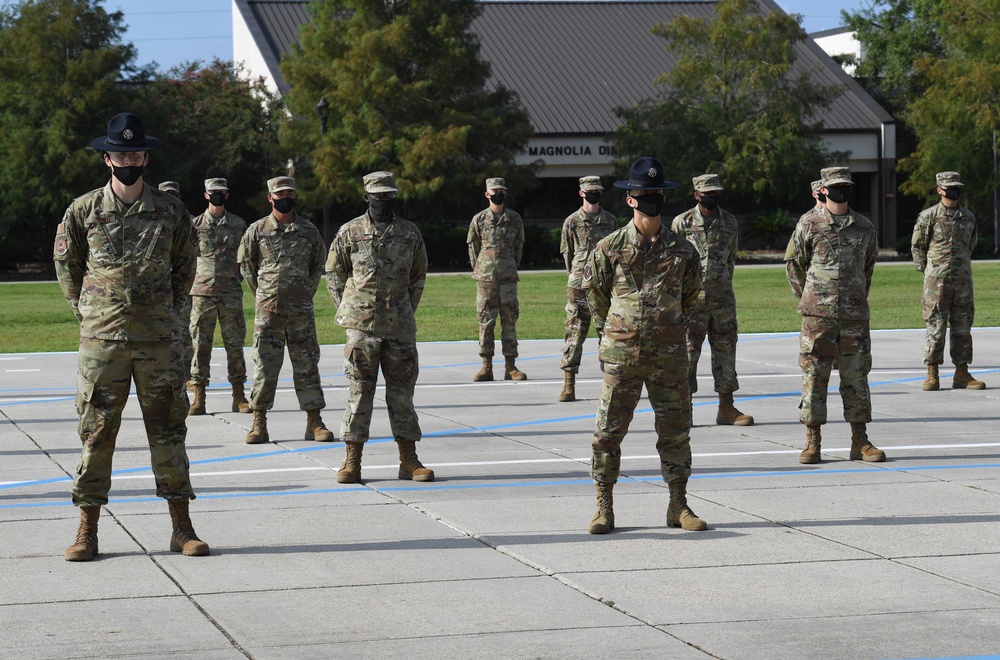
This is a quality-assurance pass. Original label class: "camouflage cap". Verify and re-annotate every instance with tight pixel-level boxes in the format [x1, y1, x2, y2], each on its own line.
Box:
[810, 179, 823, 193]
[692, 174, 724, 192]
[204, 177, 228, 192]
[158, 181, 180, 194]
[267, 176, 296, 194]
[820, 166, 852, 187]
[485, 177, 507, 191]
[363, 171, 398, 194]
[579, 176, 603, 192]
[936, 171, 964, 188]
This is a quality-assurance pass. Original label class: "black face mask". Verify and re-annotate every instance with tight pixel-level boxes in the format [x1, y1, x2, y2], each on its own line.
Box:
[209, 192, 226, 207]
[272, 197, 295, 214]
[632, 193, 665, 218]
[369, 198, 395, 222]
[943, 188, 961, 201]
[583, 191, 602, 205]
[815, 192, 827, 203]
[699, 195, 719, 212]
[825, 186, 851, 204]
[111, 164, 143, 186]
[489, 193, 506, 206]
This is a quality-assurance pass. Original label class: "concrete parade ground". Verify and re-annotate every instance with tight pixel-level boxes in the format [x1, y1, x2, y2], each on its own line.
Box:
[1, 329, 999, 659]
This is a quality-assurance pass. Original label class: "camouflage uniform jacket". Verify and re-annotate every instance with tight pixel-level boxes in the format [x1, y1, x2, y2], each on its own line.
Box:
[53, 181, 196, 341]
[560, 207, 617, 288]
[190, 209, 246, 297]
[670, 206, 738, 304]
[584, 221, 702, 366]
[468, 207, 524, 283]
[911, 202, 978, 279]
[785, 207, 877, 320]
[238, 214, 325, 313]
[325, 212, 428, 336]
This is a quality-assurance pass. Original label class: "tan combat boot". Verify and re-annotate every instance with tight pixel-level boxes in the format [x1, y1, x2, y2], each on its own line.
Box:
[304, 409, 335, 442]
[473, 357, 493, 382]
[337, 442, 364, 483]
[922, 364, 940, 391]
[65, 506, 100, 562]
[245, 409, 269, 444]
[504, 356, 527, 381]
[188, 382, 206, 416]
[559, 372, 576, 402]
[667, 479, 708, 531]
[167, 500, 210, 556]
[397, 439, 435, 481]
[588, 482, 615, 534]
[953, 364, 986, 390]
[850, 422, 886, 462]
[231, 383, 251, 413]
[716, 392, 754, 426]
[800, 424, 822, 464]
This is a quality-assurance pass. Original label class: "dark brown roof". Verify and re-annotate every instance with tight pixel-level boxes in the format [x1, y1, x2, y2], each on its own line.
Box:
[235, 0, 893, 135]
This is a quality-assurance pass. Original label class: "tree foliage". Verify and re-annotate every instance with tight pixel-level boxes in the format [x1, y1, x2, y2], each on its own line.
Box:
[841, 0, 946, 115]
[900, 0, 1000, 212]
[279, 0, 535, 217]
[0, 0, 148, 265]
[611, 0, 835, 211]
[136, 60, 284, 223]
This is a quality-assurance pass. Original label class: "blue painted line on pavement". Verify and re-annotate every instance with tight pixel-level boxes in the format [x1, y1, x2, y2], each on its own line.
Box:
[3, 462, 1000, 509]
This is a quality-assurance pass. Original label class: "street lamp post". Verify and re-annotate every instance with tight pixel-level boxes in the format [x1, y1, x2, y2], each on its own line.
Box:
[316, 96, 330, 245]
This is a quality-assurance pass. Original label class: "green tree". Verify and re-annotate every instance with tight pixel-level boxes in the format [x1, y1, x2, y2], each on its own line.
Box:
[0, 0, 148, 267]
[841, 0, 946, 116]
[279, 0, 534, 218]
[900, 0, 1000, 214]
[137, 59, 284, 223]
[611, 0, 834, 211]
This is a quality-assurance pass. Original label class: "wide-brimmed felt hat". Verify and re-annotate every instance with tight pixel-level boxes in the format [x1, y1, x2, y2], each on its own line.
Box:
[613, 157, 679, 191]
[90, 112, 162, 152]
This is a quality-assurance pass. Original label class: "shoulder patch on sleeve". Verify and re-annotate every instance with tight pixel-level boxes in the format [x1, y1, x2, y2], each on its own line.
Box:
[583, 262, 593, 282]
[54, 235, 68, 256]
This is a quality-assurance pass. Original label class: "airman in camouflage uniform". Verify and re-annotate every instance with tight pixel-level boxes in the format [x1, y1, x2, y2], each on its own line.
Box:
[912, 171, 986, 391]
[468, 177, 527, 381]
[55, 113, 209, 562]
[159, 181, 195, 389]
[325, 171, 433, 484]
[557, 175, 617, 402]
[785, 166, 886, 464]
[671, 174, 753, 426]
[187, 178, 250, 416]
[238, 176, 334, 445]
[584, 157, 708, 535]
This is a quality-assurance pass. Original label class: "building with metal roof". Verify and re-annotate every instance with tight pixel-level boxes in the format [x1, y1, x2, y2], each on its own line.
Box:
[232, 0, 898, 243]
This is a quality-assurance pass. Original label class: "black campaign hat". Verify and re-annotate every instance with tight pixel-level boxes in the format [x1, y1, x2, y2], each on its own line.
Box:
[613, 156, 679, 191]
[89, 112, 162, 152]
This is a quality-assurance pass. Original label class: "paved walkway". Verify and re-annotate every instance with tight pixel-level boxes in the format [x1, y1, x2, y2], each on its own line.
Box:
[2, 330, 999, 659]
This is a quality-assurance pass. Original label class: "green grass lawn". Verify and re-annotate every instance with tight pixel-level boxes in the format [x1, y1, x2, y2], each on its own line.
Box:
[3, 263, 999, 353]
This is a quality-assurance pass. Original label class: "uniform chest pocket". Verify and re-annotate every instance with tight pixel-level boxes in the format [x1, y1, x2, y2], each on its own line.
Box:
[259, 233, 280, 261]
[197, 227, 215, 256]
[610, 249, 638, 295]
[142, 222, 166, 260]
[86, 220, 119, 264]
[351, 238, 377, 277]
[837, 232, 861, 264]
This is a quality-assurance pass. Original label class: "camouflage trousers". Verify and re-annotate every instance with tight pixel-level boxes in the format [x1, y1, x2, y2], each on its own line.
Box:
[798, 316, 872, 425]
[560, 287, 602, 373]
[189, 295, 247, 386]
[591, 360, 692, 485]
[686, 297, 740, 394]
[477, 281, 519, 358]
[179, 296, 194, 382]
[72, 338, 195, 507]
[922, 275, 975, 366]
[341, 329, 421, 444]
[249, 307, 325, 412]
